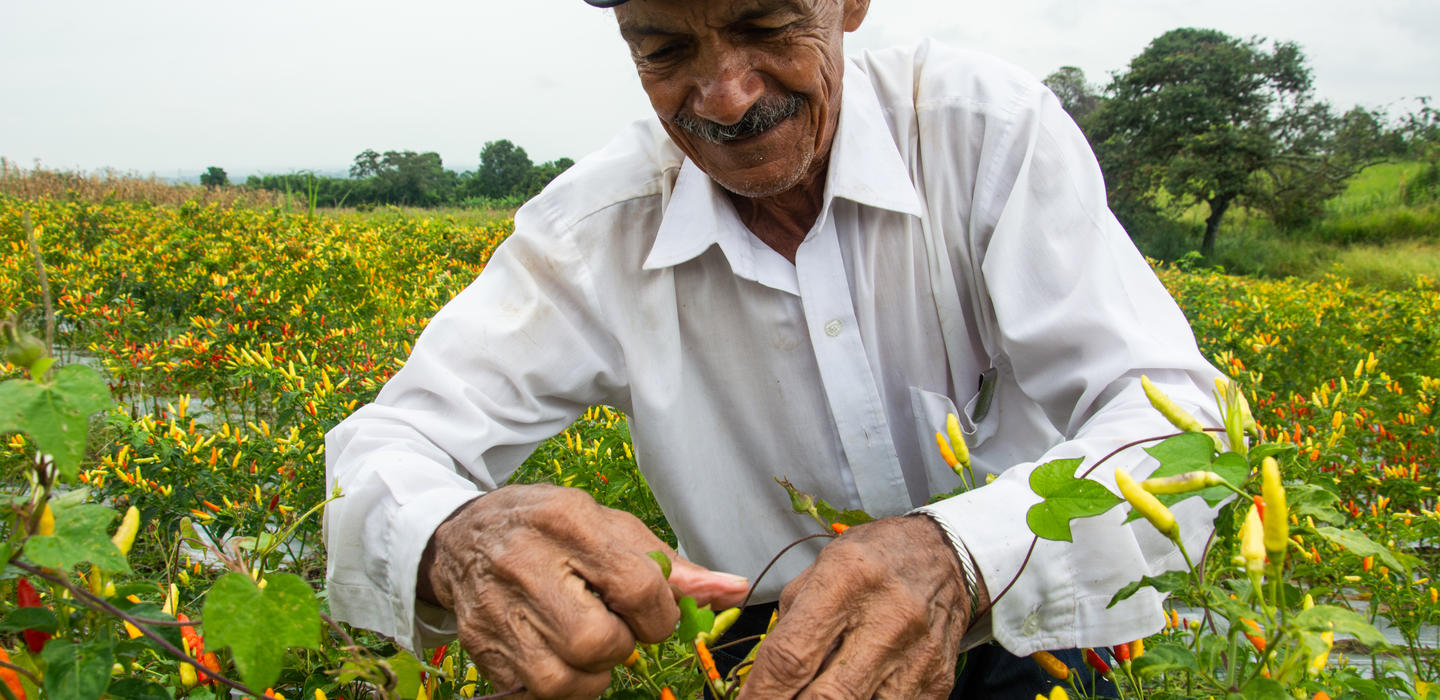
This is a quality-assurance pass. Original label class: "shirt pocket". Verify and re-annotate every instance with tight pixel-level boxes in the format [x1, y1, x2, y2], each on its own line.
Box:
[908, 380, 998, 484]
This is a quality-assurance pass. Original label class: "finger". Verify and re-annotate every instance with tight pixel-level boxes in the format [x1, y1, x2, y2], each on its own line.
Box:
[796, 607, 933, 700]
[513, 549, 638, 671]
[564, 515, 684, 643]
[873, 633, 956, 700]
[669, 555, 750, 609]
[735, 576, 847, 699]
[508, 607, 613, 700]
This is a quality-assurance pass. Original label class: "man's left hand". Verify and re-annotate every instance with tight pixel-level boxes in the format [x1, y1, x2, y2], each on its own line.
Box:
[736, 516, 982, 699]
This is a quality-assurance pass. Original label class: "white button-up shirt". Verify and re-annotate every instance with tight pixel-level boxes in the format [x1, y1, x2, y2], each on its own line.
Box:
[324, 39, 1223, 657]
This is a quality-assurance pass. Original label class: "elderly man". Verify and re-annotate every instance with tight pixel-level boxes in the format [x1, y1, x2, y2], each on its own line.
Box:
[324, 0, 1222, 697]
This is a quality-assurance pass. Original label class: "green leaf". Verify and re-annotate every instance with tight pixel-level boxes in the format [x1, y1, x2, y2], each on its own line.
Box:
[202, 572, 321, 692]
[24, 502, 129, 573]
[835, 509, 874, 526]
[1240, 675, 1290, 700]
[106, 678, 171, 700]
[1292, 604, 1391, 648]
[1314, 526, 1418, 574]
[0, 365, 112, 480]
[1121, 434, 1243, 524]
[385, 650, 423, 700]
[0, 606, 58, 633]
[1106, 570, 1189, 608]
[675, 596, 714, 643]
[1130, 642, 1196, 677]
[1288, 482, 1342, 524]
[646, 551, 672, 580]
[1025, 458, 1122, 542]
[814, 500, 841, 526]
[40, 638, 114, 700]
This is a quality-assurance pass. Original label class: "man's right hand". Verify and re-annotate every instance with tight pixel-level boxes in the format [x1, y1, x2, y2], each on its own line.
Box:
[418, 483, 749, 700]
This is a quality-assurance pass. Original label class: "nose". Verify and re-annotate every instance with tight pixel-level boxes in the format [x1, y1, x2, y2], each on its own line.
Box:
[689, 43, 764, 126]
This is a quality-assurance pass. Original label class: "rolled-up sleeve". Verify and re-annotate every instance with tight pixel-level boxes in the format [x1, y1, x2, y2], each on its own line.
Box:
[323, 202, 626, 654]
[919, 82, 1224, 655]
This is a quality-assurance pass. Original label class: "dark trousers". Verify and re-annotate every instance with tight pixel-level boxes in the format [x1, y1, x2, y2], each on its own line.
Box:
[709, 603, 1116, 699]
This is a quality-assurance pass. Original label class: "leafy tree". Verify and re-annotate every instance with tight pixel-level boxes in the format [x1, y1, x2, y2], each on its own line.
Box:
[1090, 28, 1316, 254]
[200, 166, 229, 188]
[1042, 66, 1102, 126]
[471, 140, 535, 199]
[519, 157, 576, 199]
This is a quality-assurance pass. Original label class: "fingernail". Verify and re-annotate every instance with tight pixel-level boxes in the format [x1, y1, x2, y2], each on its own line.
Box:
[717, 572, 749, 584]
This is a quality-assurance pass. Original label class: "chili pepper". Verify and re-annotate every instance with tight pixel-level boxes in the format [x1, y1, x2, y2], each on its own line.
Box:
[945, 413, 970, 470]
[695, 639, 720, 682]
[179, 662, 199, 688]
[1241, 618, 1266, 652]
[660, 689, 677, 700]
[1083, 648, 1111, 675]
[1115, 469, 1178, 540]
[1112, 641, 1131, 665]
[268, 493, 281, 512]
[0, 647, 26, 700]
[315, 690, 328, 700]
[1310, 630, 1334, 672]
[705, 607, 741, 645]
[111, 505, 140, 556]
[1313, 693, 1332, 700]
[623, 648, 641, 668]
[177, 613, 203, 656]
[831, 522, 850, 535]
[36, 504, 54, 537]
[1129, 638, 1144, 660]
[1048, 688, 1070, 700]
[429, 644, 448, 668]
[197, 652, 221, 685]
[1260, 457, 1288, 562]
[1241, 504, 1266, 576]
[935, 432, 960, 469]
[1141, 375, 1218, 449]
[15, 578, 51, 653]
[1362, 555, 1374, 572]
[1030, 650, 1070, 680]
[1141, 470, 1226, 494]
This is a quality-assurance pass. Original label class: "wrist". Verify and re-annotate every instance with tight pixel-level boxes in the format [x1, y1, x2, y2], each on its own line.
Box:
[908, 511, 987, 628]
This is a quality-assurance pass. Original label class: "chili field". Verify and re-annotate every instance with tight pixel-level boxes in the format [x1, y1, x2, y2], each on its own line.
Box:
[1, 193, 1437, 699]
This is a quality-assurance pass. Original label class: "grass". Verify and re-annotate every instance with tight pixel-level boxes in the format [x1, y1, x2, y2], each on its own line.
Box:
[1327, 240, 1440, 289]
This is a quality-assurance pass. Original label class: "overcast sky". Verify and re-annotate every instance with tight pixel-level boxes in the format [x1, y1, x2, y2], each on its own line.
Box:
[3, 1, 1437, 179]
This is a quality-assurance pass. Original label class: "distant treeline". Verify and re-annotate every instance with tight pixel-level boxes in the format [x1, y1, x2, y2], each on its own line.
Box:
[233, 139, 573, 210]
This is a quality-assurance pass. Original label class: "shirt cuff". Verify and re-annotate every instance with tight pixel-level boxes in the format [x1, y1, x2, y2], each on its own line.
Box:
[388, 488, 484, 655]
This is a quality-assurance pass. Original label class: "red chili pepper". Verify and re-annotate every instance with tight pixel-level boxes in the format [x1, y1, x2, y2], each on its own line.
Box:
[1083, 648, 1111, 675]
[177, 612, 204, 656]
[16, 578, 51, 653]
[1112, 642, 1132, 664]
[197, 652, 221, 685]
[268, 493, 281, 512]
[430, 643, 449, 667]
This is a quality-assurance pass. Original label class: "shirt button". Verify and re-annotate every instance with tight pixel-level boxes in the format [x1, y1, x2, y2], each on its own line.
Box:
[824, 319, 843, 337]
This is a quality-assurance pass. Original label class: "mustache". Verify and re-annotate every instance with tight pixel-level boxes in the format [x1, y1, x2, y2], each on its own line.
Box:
[673, 93, 805, 144]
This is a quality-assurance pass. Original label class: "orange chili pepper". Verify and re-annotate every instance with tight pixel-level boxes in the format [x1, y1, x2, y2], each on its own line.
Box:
[1030, 650, 1070, 680]
[695, 639, 720, 682]
[830, 522, 850, 535]
[660, 689, 677, 700]
[0, 647, 26, 700]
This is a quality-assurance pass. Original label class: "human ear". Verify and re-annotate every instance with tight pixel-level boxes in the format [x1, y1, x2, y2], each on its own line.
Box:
[842, 0, 870, 32]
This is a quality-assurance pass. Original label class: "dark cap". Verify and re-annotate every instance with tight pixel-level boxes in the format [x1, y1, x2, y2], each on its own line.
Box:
[584, 0, 630, 6]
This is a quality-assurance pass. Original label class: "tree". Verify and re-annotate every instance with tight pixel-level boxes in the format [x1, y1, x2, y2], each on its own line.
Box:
[1090, 28, 1316, 254]
[472, 140, 534, 199]
[200, 166, 229, 188]
[1042, 66, 1101, 126]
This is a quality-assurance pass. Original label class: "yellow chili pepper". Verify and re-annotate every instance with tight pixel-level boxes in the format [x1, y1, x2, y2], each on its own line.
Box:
[179, 662, 198, 688]
[37, 504, 54, 537]
[1260, 457, 1289, 562]
[111, 505, 140, 556]
[1241, 504, 1265, 576]
[624, 648, 641, 668]
[1116, 469, 1179, 540]
[1141, 471, 1226, 494]
[1030, 650, 1070, 680]
[1141, 375, 1207, 436]
[945, 413, 970, 470]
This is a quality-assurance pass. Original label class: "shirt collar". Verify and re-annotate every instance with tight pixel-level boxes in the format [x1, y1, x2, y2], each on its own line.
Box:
[643, 58, 923, 273]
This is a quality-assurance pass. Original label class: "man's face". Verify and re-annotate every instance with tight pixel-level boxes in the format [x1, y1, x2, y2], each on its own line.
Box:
[616, 0, 868, 199]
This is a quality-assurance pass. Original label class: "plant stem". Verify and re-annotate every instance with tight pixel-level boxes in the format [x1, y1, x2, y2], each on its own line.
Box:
[10, 560, 260, 697]
[21, 211, 54, 356]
